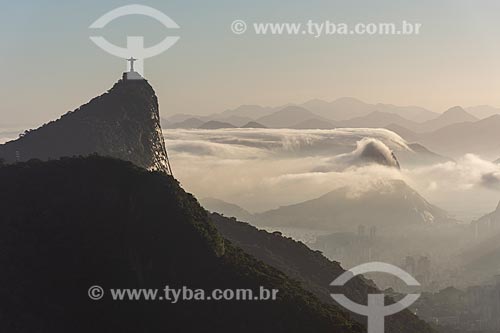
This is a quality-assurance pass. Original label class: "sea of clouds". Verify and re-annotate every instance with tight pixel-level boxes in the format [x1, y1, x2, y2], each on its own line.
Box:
[165, 128, 500, 220]
[2, 126, 498, 220]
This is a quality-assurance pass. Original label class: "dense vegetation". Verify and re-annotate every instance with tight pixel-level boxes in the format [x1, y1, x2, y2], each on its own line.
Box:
[0, 156, 363, 332]
[212, 213, 436, 333]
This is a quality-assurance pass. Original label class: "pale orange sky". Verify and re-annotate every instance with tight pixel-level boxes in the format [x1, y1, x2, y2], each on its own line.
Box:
[3, 0, 500, 126]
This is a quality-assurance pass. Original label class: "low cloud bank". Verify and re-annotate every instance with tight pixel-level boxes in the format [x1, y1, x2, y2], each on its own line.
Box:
[161, 129, 500, 218]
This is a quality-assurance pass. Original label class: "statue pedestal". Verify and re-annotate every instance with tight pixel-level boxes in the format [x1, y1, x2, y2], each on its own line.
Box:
[122, 71, 144, 81]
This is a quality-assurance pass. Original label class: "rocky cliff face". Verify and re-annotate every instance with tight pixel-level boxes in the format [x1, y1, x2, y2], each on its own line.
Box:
[0, 76, 172, 174]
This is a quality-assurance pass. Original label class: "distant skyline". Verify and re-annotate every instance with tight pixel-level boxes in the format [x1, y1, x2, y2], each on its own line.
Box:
[3, 1, 500, 126]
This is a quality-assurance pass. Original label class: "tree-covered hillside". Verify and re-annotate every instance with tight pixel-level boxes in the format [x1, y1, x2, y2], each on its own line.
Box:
[0, 156, 362, 333]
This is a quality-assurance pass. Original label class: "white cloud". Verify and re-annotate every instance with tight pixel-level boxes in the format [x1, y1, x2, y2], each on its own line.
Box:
[163, 129, 500, 218]
[316, 137, 400, 172]
[165, 129, 408, 212]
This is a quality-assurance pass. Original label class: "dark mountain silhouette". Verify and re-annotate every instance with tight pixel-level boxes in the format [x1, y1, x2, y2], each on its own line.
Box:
[201, 197, 253, 220]
[373, 103, 438, 123]
[466, 105, 500, 119]
[300, 98, 372, 121]
[211, 213, 435, 333]
[164, 101, 481, 134]
[241, 121, 267, 128]
[165, 114, 251, 127]
[253, 180, 453, 230]
[326, 138, 401, 170]
[419, 114, 500, 157]
[164, 106, 271, 127]
[385, 124, 420, 142]
[338, 111, 419, 130]
[0, 78, 172, 173]
[418, 106, 477, 132]
[386, 112, 500, 158]
[336, 108, 476, 133]
[256, 106, 327, 128]
[291, 118, 336, 129]
[356, 139, 400, 169]
[198, 120, 236, 129]
[163, 113, 197, 123]
[205, 115, 254, 127]
[210, 115, 254, 127]
[301, 98, 438, 122]
[398, 143, 453, 166]
[219, 104, 277, 120]
[166, 99, 438, 126]
[166, 117, 204, 129]
[160, 117, 172, 128]
[0, 156, 364, 333]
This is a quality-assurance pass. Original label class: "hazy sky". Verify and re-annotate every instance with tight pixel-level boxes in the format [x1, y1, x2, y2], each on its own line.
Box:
[3, 0, 500, 126]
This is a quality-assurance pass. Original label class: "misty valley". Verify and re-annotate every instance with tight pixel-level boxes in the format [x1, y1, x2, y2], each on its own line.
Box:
[163, 105, 500, 332]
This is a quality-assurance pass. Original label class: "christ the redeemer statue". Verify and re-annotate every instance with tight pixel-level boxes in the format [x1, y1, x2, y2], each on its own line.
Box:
[123, 57, 143, 81]
[127, 57, 137, 72]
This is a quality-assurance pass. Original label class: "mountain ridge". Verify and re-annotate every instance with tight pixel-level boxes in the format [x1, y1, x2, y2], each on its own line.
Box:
[0, 78, 172, 173]
[0, 156, 364, 332]
[253, 179, 453, 230]
[211, 212, 436, 333]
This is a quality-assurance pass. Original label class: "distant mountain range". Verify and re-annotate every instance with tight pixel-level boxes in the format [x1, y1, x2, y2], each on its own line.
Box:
[376, 106, 477, 133]
[164, 101, 494, 158]
[166, 117, 204, 129]
[466, 105, 500, 119]
[255, 106, 328, 128]
[300, 98, 439, 122]
[291, 118, 335, 129]
[336, 110, 419, 130]
[201, 197, 253, 221]
[382, 111, 500, 158]
[252, 180, 454, 231]
[416, 115, 500, 158]
[164, 98, 490, 130]
[417, 106, 478, 132]
[166, 98, 440, 130]
[198, 120, 236, 129]
[242, 121, 266, 128]
[204, 180, 456, 232]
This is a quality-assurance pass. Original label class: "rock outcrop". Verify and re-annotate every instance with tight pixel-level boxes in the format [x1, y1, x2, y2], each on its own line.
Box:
[0, 76, 172, 174]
